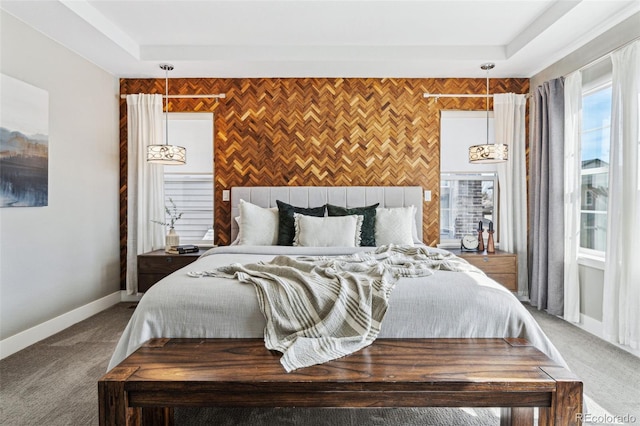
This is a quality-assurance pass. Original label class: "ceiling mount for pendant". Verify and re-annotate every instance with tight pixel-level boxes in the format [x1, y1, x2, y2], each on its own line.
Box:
[480, 63, 495, 72]
[159, 63, 174, 73]
[146, 63, 186, 165]
[468, 62, 508, 164]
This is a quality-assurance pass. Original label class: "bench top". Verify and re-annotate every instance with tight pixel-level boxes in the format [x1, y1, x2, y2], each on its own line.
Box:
[107, 338, 573, 393]
[100, 338, 583, 426]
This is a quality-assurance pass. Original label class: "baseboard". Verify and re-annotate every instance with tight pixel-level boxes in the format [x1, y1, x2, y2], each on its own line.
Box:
[523, 301, 640, 359]
[572, 314, 640, 358]
[0, 291, 121, 360]
[576, 313, 604, 338]
[119, 290, 142, 302]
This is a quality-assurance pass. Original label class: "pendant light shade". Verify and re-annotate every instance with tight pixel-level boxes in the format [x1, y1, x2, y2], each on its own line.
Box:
[147, 64, 186, 165]
[469, 63, 508, 164]
[468, 143, 508, 163]
[147, 144, 186, 164]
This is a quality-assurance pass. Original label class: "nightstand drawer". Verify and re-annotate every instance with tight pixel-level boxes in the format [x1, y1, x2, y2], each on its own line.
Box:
[138, 255, 199, 274]
[138, 274, 170, 293]
[137, 249, 206, 293]
[463, 255, 515, 274]
[449, 249, 518, 291]
[486, 273, 517, 291]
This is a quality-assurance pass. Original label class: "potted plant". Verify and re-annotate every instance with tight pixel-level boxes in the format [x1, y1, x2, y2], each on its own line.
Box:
[152, 198, 183, 252]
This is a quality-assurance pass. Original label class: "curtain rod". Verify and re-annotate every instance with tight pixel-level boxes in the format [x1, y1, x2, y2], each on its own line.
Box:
[569, 36, 640, 76]
[423, 93, 531, 100]
[423, 93, 492, 99]
[120, 93, 226, 99]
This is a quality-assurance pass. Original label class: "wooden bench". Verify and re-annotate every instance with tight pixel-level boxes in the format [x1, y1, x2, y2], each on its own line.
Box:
[99, 338, 582, 426]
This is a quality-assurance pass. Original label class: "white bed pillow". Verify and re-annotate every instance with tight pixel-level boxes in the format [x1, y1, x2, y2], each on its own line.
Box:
[293, 214, 363, 247]
[375, 206, 416, 246]
[237, 200, 279, 245]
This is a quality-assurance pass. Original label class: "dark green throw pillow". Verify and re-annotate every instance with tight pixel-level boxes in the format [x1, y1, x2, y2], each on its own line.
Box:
[276, 200, 326, 246]
[327, 203, 379, 247]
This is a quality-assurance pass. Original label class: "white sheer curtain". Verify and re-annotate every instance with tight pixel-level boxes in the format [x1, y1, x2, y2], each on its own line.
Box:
[494, 93, 528, 296]
[126, 94, 166, 294]
[603, 40, 640, 349]
[563, 71, 582, 323]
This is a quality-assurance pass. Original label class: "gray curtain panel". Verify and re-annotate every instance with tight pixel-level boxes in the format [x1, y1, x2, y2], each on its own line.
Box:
[529, 78, 565, 315]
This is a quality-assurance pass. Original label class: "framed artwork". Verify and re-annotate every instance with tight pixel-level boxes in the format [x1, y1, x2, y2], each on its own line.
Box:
[0, 74, 49, 207]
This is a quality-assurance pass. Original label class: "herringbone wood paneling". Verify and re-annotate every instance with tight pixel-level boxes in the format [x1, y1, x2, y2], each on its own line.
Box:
[119, 77, 529, 288]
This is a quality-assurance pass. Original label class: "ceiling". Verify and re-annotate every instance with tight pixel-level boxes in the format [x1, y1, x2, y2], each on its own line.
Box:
[2, 0, 638, 79]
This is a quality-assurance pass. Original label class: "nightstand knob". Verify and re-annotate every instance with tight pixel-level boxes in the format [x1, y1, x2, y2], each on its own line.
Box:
[165, 257, 173, 263]
[482, 257, 489, 262]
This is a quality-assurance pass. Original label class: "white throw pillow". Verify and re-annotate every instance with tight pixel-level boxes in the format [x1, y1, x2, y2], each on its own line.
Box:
[293, 214, 363, 247]
[375, 206, 416, 246]
[237, 200, 279, 245]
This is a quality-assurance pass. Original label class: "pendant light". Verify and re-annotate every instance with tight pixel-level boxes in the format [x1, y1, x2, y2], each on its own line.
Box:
[468, 63, 508, 163]
[146, 64, 186, 165]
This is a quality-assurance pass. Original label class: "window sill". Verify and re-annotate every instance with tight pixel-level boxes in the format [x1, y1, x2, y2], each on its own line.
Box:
[578, 253, 605, 270]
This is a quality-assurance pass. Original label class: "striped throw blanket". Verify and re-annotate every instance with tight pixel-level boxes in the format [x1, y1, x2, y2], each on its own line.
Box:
[189, 245, 482, 372]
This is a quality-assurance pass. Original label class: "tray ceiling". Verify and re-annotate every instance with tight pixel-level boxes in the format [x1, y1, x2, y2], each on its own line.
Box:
[1, 0, 638, 78]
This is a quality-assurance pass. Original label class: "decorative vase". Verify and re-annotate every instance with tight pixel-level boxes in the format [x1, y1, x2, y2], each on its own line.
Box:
[165, 227, 180, 252]
[477, 229, 485, 252]
[486, 230, 495, 253]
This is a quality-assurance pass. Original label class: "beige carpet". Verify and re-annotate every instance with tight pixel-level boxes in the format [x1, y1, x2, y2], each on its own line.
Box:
[525, 304, 640, 421]
[1, 302, 638, 425]
[0, 304, 501, 425]
[175, 407, 500, 426]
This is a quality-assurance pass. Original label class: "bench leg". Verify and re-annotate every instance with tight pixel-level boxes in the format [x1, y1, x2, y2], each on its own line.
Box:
[538, 382, 583, 426]
[141, 407, 174, 426]
[98, 378, 172, 426]
[500, 407, 534, 426]
[538, 368, 583, 426]
[98, 380, 140, 426]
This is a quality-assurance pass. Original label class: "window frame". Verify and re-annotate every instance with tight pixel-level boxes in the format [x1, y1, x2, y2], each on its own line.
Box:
[439, 172, 498, 248]
[578, 80, 611, 263]
[161, 113, 215, 247]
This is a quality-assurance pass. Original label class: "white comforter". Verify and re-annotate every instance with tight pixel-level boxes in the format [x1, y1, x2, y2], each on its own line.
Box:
[108, 245, 567, 370]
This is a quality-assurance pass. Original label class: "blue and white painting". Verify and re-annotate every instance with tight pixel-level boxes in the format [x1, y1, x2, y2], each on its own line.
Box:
[0, 74, 49, 207]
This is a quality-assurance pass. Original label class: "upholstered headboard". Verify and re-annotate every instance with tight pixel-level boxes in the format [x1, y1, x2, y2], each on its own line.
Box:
[230, 186, 422, 242]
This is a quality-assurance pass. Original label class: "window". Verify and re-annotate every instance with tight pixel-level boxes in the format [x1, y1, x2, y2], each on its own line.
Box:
[580, 84, 611, 254]
[440, 173, 497, 243]
[439, 111, 498, 247]
[162, 113, 214, 246]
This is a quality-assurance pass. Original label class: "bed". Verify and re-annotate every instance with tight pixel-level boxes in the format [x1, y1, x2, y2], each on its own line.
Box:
[109, 186, 567, 372]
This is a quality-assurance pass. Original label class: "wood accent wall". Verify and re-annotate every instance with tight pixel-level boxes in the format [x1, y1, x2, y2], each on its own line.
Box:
[119, 77, 529, 288]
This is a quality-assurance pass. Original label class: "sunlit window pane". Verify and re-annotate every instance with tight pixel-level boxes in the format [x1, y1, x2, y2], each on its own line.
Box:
[580, 212, 607, 252]
[581, 128, 610, 166]
[582, 88, 612, 133]
[580, 173, 608, 211]
[579, 84, 611, 252]
[440, 176, 495, 242]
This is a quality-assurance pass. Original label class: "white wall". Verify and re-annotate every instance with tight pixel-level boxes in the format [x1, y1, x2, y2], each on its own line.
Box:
[530, 12, 640, 89]
[440, 110, 495, 173]
[0, 11, 120, 350]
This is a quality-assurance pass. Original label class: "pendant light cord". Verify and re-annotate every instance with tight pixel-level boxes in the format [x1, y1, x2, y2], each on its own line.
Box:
[480, 62, 494, 146]
[486, 68, 489, 146]
[165, 67, 169, 147]
[159, 63, 174, 147]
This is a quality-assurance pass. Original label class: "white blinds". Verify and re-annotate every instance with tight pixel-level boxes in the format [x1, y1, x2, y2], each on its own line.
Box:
[164, 175, 213, 245]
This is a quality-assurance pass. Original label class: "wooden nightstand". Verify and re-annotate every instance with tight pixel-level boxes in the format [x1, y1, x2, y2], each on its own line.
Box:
[137, 249, 207, 292]
[449, 249, 517, 291]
